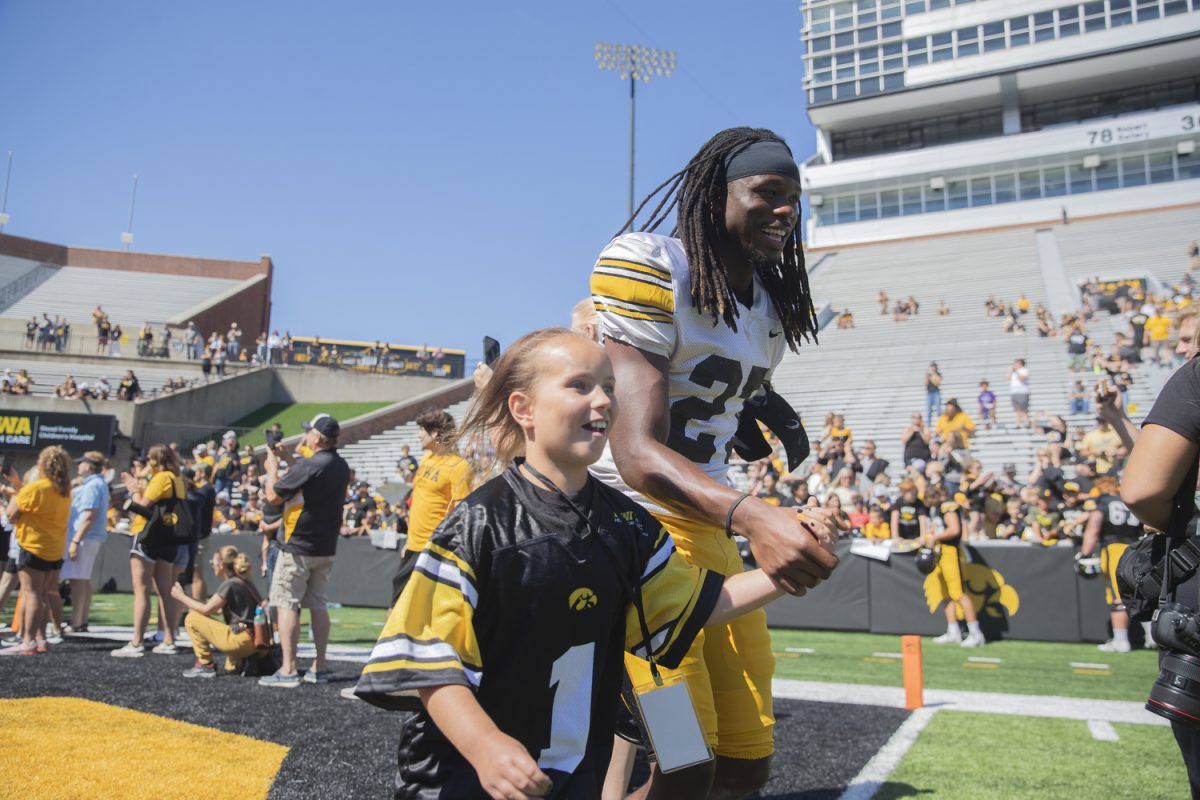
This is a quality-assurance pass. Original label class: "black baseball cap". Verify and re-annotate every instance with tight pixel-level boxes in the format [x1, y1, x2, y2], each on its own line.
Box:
[301, 413, 340, 438]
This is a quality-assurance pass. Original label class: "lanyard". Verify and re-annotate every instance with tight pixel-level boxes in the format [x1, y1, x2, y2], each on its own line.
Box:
[518, 460, 663, 686]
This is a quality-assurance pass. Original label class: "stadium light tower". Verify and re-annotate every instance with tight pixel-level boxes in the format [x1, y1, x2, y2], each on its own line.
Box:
[0, 151, 12, 232]
[121, 173, 137, 251]
[595, 43, 676, 222]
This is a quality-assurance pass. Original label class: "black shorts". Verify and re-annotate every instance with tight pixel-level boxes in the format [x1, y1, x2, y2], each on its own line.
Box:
[16, 546, 63, 572]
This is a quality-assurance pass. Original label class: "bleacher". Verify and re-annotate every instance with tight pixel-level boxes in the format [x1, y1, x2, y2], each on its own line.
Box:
[340, 399, 475, 487]
[2, 266, 243, 326]
[0, 356, 211, 399]
[1054, 206, 1198, 288]
[772, 215, 1183, 478]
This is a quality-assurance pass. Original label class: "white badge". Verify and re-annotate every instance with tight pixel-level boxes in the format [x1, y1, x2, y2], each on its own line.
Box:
[632, 675, 712, 773]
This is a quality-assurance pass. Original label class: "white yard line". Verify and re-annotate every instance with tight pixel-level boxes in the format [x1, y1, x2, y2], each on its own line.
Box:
[1070, 661, 1111, 669]
[967, 656, 1002, 663]
[871, 652, 903, 659]
[785, 647, 815, 654]
[1087, 720, 1120, 741]
[773, 679, 1166, 727]
[838, 707, 936, 800]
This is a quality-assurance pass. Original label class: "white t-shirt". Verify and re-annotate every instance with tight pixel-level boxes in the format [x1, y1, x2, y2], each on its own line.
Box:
[1010, 367, 1030, 395]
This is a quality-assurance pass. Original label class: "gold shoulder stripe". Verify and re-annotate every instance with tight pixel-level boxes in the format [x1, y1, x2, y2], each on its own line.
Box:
[593, 302, 673, 325]
[426, 542, 476, 581]
[597, 258, 671, 282]
[591, 273, 675, 314]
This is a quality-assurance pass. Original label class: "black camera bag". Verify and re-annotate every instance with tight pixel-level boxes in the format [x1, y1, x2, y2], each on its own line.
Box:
[1118, 460, 1199, 622]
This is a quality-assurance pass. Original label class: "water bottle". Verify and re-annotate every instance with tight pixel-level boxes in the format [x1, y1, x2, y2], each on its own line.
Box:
[253, 606, 270, 650]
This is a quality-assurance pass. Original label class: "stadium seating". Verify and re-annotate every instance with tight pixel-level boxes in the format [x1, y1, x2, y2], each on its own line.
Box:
[1, 265, 244, 326]
[1053, 206, 1198, 288]
[0, 356, 212, 398]
[339, 399, 475, 486]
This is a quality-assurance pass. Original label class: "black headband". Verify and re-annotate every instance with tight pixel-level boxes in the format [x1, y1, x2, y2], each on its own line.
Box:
[724, 140, 800, 183]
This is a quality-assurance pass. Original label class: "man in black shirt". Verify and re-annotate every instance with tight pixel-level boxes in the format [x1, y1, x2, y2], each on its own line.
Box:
[186, 464, 217, 600]
[261, 413, 351, 688]
[1123, 355, 1200, 795]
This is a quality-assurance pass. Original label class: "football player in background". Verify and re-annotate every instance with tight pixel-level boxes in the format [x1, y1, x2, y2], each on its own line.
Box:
[922, 483, 985, 647]
[590, 127, 841, 799]
[1080, 475, 1146, 653]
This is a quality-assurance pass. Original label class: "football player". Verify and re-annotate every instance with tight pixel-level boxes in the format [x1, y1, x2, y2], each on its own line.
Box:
[590, 127, 841, 798]
[1080, 476, 1145, 653]
[923, 483, 985, 647]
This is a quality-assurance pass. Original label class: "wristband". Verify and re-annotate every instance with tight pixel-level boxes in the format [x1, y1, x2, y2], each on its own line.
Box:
[725, 493, 752, 538]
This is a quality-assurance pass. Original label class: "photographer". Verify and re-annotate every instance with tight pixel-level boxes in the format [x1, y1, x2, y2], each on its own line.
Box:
[1121, 343, 1200, 795]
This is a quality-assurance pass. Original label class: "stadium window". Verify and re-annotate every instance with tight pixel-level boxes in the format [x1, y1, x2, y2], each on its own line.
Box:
[925, 186, 946, 211]
[956, 27, 979, 56]
[858, 192, 880, 220]
[835, 80, 858, 100]
[902, 186, 923, 214]
[1120, 153, 1147, 186]
[836, 31, 856, 47]
[813, 86, 835, 102]
[861, 59, 880, 75]
[811, 4, 833, 32]
[880, 189, 901, 217]
[860, 25, 879, 42]
[1132, 0, 1161, 17]
[838, 63, 857, 79]
[812, 36, 832, 51]
[930, 0, 951, 8]
[1058, 5, 1082, 35]
[1009, 16, 1031, 46]
[860, 76, 883, 95]
[1110, 0, 1134, 25]
[881, 1, 903, 20]
[931, 31, 953, 61]
[884, 72, 905, 89]
[1178, 150, 1200, 181]
[814, 55, 833, 70]
[994, 173, 1016, 203]
[1148, 151, 1175, 183]
[817, 203, 836, 225]
[814, 70, 833, 84]
[1163, 0, 1188, 15]
[1095, 159, 1120, 190]
[1043, 165, 1067, 197]
[982, 21, 1006, 51]
[882, 21, 903, 37]
[1034, 11, 1057, 40]
[1019, 169, 1043, 200]
[1083, 1, 1107, 31]
[836, 195, 858, 224]
[970, 176, 993, 206]
[1068, 162, 1094, 194]
[947, 180, 969, 209]
[906, 0, 928, 13]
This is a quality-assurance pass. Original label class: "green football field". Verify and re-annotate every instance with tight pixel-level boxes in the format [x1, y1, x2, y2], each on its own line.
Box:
[26, 596, 1184, 797]
[230, 402, 391, 447]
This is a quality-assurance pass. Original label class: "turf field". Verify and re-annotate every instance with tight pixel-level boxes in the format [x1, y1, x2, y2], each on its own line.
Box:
[2, 595, 1185, 798]
[769, 628, 1161, 702]
[230, 402, 391, 447]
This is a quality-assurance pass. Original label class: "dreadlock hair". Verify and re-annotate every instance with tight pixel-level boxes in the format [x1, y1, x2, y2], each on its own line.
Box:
[616, 126, 819, 352]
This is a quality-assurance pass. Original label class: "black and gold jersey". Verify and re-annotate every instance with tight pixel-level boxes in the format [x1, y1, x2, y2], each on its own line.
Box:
[1083, 494, 1143, 544]
[929, 501, 962, 545]
[893, 499, 927, 539]
[355, 464, 722, 799]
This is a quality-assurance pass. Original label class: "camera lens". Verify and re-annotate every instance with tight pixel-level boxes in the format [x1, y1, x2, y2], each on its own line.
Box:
[1147, 651, 1200, 729]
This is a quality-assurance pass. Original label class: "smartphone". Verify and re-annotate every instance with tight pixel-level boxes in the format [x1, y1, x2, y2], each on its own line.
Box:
[483, 336, 501, 367]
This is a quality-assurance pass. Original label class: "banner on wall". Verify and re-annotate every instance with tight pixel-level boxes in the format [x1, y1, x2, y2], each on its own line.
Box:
[0, 410, 116, 455]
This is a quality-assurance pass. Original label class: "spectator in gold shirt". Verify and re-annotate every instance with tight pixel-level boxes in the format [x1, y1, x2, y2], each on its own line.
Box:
[935, 398, 977, 448]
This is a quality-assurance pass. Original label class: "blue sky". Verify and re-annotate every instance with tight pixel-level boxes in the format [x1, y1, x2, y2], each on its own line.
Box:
[0, 1, 815, 358]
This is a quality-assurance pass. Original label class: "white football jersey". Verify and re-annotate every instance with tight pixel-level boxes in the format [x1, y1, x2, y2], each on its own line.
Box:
[588, 232, 785, 516]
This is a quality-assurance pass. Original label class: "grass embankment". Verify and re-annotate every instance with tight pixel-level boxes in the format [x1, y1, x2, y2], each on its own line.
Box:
[231, 402, 391, 447]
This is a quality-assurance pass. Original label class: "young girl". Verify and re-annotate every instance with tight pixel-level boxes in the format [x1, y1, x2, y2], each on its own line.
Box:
[354, 328, 795, 799]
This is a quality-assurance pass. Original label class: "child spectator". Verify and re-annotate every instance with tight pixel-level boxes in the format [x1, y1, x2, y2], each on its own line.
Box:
[862, 506, 890, 540]
[977, 381, 997, 430]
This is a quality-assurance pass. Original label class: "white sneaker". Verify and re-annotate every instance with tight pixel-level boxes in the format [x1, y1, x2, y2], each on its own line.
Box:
[151, 642, 179, 655]
[111, 643, 146, 658]
[933, 631, 962, 644]
[961, 633, 986, 648]
[1098, 639, 1131, 653]
[46, 632, 64, 645]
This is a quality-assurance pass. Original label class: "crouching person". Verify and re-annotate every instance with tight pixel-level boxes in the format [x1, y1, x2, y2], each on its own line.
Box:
[170, 545, 264, 678]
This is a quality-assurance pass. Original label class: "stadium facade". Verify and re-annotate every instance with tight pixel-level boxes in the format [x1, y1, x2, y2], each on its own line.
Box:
[799, 0, 1200, 248]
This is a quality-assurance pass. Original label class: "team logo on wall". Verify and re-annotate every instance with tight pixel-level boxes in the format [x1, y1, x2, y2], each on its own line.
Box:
[924, 563, 1020, 620]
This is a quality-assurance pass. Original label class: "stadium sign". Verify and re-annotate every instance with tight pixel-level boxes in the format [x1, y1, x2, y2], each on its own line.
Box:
[0, 410, 116, 455]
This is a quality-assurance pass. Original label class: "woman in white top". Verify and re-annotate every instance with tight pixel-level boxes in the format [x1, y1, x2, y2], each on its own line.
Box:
[1009, 358, 1031, 429]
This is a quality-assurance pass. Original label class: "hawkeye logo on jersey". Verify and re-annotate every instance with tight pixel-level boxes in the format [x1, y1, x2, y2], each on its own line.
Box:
[612, 511, 646, 534]
[0, 415, 33, 445]
[569, 587, 598, 611]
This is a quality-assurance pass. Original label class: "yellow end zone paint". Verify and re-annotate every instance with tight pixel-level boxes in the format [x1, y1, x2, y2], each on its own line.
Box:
[963, 662, 999, 669]
[1073, 668, 1114, 676]
[0, 697, 288, 799]
[864, 657, 898, 664]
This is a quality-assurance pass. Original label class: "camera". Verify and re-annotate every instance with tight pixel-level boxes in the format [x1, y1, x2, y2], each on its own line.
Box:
[1147, 603, 1200, 728]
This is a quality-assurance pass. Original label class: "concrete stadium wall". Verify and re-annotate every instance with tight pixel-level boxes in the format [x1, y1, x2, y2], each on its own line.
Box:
[133, 368, 277, 447]
[269, 367, 450, 404]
